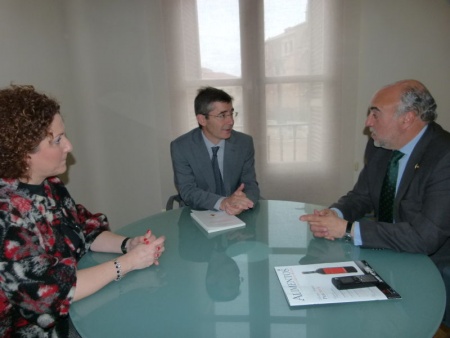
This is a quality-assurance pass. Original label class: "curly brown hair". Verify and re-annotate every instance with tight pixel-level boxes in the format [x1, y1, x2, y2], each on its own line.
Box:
[0, 85, 60, 179]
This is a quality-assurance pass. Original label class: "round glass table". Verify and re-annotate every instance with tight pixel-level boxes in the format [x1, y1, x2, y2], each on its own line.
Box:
[70, 200, 445, 338]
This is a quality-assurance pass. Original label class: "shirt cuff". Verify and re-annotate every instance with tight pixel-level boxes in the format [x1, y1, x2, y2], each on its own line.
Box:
[331, 207, 343, 219]
[353, 221, 362, 246]
[331, 208, 362, 246]
[214, 197, 225, 211]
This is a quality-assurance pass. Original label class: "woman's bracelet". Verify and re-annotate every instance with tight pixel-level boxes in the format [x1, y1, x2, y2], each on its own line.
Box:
[121, 237, 130, 254]
[113, 259, 122, 281]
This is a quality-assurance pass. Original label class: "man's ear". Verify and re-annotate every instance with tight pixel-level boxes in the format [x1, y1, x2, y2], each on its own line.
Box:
[196, 114, 207, 127]
[401, 111, 416, 128]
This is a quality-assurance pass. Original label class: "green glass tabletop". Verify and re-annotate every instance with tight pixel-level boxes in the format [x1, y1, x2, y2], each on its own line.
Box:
[70, 200, 445, 338]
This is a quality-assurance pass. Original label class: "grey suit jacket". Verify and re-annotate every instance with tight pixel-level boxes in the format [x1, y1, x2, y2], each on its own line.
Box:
[170, 128, 260, 211]
[332, 122, 450, 270]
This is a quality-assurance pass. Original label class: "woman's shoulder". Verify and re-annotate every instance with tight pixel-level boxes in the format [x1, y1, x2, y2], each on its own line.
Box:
[0, 177, 19, 190]
[0, 180, 31, 231]
[46, 176, 71, 196]
[0, 178, 21, 203]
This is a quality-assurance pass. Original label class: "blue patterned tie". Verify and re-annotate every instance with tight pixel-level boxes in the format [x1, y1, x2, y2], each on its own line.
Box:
[211, 146, 225, 196]
[378, 150, 404, 222]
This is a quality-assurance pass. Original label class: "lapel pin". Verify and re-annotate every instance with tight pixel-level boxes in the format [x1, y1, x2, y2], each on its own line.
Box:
[414, 164, 420, 170]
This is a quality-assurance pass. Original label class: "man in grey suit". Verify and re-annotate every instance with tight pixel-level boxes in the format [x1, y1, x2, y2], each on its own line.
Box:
[300, 79, 450, 271]
[170, 87, 259, 215]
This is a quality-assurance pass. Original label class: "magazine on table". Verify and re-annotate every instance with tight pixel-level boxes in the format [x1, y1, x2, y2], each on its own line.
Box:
[190, 209, 246, 233]
[274, 260, 401, 307]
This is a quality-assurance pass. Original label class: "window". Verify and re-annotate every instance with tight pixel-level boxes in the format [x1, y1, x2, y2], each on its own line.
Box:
[163, 0, 343, 202]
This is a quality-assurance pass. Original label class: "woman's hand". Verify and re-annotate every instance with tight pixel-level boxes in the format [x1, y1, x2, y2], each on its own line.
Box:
[74, 230, 165, 301]
[126, 230, 157, 252]
[124, 230, 165, 271]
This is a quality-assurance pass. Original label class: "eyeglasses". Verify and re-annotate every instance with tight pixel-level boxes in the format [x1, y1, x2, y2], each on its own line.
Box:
[207, 112, 239, 120]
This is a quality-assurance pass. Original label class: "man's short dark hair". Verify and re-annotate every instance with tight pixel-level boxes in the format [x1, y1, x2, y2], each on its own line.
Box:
[194, 87, 233, 116]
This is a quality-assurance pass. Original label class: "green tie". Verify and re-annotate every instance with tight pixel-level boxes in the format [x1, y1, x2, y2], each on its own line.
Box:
[378, 150, 404, 222]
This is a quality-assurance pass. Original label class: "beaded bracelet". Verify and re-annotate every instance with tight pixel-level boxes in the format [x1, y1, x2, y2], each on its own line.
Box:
[113, 259, 122, 281]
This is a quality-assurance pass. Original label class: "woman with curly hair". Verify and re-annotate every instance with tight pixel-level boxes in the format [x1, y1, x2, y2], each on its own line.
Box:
[0, 85, 166, 337]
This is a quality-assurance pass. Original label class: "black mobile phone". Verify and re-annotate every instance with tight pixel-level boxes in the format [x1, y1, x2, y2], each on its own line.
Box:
[332, 274, 380, 290]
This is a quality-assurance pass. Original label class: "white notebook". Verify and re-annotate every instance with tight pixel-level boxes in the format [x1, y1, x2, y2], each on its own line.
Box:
[190, 210, 246, 233]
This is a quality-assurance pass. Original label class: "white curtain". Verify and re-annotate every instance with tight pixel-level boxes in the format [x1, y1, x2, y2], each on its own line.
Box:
[162, 0, 348, 205]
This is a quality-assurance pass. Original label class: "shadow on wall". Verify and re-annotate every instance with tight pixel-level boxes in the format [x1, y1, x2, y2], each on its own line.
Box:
[60, 153, 76, 185]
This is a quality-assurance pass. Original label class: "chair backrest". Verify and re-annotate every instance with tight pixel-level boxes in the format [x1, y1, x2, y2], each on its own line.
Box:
[166, 194, 185, 210]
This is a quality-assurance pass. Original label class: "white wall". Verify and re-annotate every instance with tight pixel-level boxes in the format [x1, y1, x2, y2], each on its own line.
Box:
[1, 0, 449, 230]
[352, 0, 450, 181]
[0, 0, 174, 229]
[60, 1, 174, 229]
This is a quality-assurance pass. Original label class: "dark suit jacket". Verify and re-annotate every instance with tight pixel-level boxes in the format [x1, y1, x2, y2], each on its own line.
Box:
[170, 128, 260, 211]
[332, 122, 450, 270]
